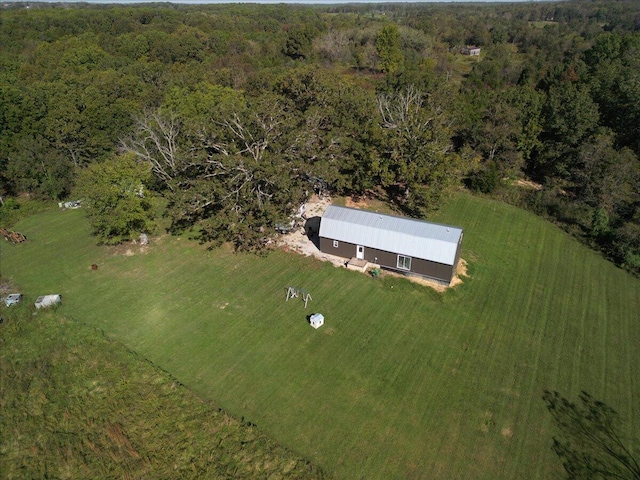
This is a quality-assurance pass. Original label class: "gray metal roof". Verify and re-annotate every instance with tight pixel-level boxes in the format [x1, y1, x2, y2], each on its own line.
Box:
[319, 205, 463, 266]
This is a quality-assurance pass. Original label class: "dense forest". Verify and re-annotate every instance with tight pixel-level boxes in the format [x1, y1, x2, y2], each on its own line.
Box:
[1, 0, 639, 274]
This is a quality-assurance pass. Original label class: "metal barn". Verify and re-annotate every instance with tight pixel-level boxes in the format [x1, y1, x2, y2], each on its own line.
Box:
[318, 205, 463, 284]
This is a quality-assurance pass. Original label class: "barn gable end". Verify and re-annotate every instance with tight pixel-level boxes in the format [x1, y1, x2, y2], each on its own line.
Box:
[318, 205, 463, 283]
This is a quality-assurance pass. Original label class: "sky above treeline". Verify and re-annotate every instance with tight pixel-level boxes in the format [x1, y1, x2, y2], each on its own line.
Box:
[5, 0, 540, 4]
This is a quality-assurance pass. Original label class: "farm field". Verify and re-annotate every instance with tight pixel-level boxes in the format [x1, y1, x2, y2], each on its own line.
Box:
[2, 192, 639, 479]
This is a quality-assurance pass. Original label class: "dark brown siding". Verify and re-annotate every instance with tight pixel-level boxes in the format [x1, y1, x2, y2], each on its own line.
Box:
[319, 237, 358, 260]
[319, 236, 455, 283]
[411, 258, 454, 283]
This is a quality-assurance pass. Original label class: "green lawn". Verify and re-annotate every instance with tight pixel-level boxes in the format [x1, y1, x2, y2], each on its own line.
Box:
[0, 308, 328, 479]
[2, 192, 639, 479]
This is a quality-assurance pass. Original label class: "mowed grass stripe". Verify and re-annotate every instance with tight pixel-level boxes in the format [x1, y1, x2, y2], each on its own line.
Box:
[604, 277, 637, 432]
[506, 208, 566, 479]
[433, 194, 638, 477]
[4, 192, 639, 480]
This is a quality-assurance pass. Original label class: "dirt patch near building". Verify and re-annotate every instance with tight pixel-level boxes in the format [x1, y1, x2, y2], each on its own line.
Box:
[344, 196, 371, 209]
[304, 194, 332, 218]
[451, 259, 468, 288]
[277, 195, 344, 266]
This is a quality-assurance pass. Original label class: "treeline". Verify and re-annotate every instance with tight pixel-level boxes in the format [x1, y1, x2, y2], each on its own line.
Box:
[0, 1, 639, 273]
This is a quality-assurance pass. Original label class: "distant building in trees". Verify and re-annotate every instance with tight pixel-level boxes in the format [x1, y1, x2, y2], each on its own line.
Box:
[462, 46, 481, 56]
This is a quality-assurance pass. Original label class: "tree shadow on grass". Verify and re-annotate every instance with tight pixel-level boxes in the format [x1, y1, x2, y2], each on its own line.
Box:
[543, 389, 640, 479]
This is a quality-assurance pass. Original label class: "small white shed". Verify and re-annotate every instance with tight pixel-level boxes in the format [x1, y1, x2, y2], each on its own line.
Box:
[309, 313, 324, 329]
[35, 294, 62, 309]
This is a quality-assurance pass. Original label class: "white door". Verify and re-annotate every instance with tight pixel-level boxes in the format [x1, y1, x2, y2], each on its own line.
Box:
[356, 245, 365, 260]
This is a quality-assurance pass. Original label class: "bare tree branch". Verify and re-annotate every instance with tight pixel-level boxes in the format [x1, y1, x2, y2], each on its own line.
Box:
[119, 109, 182, 190]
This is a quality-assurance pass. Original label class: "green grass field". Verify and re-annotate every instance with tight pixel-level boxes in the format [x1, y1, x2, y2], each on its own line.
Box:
[2, 192, 639, 479]
[0, 308, 327, 479]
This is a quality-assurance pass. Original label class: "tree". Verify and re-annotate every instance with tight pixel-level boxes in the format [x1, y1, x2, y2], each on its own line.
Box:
[74, 153, 155, 245]
[376, 85, 462, 215]
[122, 95, 306, 252]
[120, 109, 185, 192]
[376, 24, 403, 75]
[457, 86, 542, 182]
[543, 390, 640, 480]
[584, 32, 640, 155]
[533, 84, 600, 183]
[464, 43, 522, 90]
[283, 27, 313, 60]
[176, 93, 305, 251]
[274, 67, 380, 194]
[5, 133, 73, 200]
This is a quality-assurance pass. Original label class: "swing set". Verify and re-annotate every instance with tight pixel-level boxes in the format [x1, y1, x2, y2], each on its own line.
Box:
[285, 286, 312, 308]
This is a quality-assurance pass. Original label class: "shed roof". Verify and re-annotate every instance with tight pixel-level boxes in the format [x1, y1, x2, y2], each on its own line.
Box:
[319, 205, 463, 266]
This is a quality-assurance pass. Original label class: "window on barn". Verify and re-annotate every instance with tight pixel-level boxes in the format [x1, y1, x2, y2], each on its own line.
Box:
[397, 255, 411, 270]
[333, 240, 339, 248]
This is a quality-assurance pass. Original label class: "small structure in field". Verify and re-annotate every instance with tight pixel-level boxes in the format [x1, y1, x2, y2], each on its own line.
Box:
[309, 313, 324, 329]
[58, 200, 81, 209]
[35, 294, 62, 309]
[4, 293, 22, 307]
[319, 205, 463, 284]
[462, 45, 481, 56]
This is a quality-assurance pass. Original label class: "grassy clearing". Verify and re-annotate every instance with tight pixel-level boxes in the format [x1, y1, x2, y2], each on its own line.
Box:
[0, 197, 53, 229]
[2, 192, 639, 479]
[451, 53, 477, 78]
[0, 306, 327, 479]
